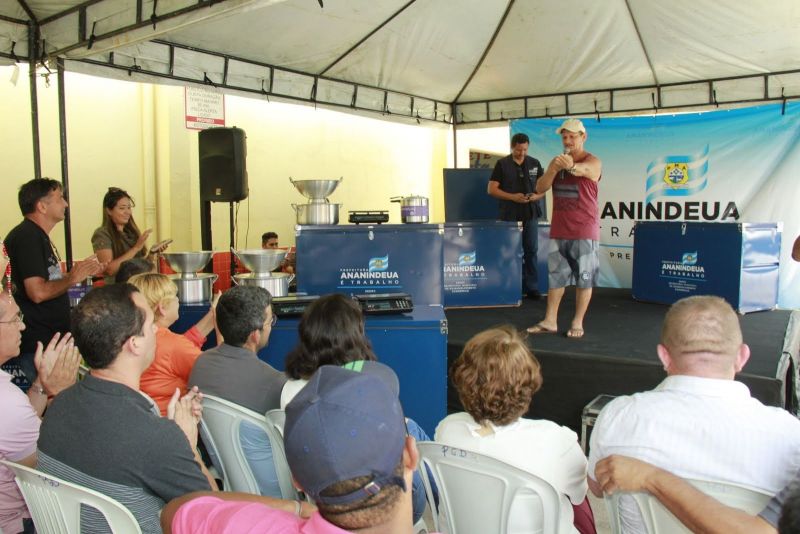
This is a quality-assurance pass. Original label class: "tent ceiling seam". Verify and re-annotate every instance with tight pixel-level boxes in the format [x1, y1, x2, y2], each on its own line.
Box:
[16, 0, 39, 25]
[452, 0, 514, 104]
[0, 13, 28, 25]
[40, 0, 121, 25]
[152, 38, 448, 106]
[69, 54, 454, 125]
[624, 0, 659, 90]
[318, 0, 417, 76]
[455, 95, 800, 126]
[456, 67, 800, 105]
[42, 1, 225, 57]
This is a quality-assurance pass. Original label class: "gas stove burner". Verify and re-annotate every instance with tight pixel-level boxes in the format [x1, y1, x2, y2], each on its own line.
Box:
[348, 210, 390, 225]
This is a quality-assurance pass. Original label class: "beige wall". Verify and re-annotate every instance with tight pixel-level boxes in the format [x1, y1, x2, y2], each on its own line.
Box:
[1, 64, 454, 259]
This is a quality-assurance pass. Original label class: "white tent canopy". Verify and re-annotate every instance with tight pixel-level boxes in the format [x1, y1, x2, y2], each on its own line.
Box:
[2, 0, 800, 124]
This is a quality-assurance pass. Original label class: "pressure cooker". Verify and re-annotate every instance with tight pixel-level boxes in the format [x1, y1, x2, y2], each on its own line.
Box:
[390, 195, 429, 223]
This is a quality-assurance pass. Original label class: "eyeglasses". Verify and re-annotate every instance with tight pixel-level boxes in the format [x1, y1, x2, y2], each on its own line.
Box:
[270, 314, 278, 327]
[0, 311, 24, 325]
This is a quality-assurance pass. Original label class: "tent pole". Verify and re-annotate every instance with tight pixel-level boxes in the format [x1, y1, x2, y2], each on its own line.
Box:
[27, 21, 42, 180]
[56, 58, 74, 269]
[452, 115, 458, 167]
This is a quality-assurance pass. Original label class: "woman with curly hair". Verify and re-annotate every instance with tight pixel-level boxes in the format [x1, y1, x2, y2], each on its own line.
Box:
[435, 325, 595, 534]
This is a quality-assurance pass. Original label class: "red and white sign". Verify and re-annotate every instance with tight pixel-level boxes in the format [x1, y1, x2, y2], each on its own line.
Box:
[185, 86, 225, 130]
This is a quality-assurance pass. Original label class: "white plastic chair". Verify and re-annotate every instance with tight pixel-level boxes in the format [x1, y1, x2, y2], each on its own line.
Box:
[264, 408, 286, 437]
[605, 478, 773, 534]
[417, 441, 563, 534]
[1, 459, 142, 534]
[200, 394, 298, 499]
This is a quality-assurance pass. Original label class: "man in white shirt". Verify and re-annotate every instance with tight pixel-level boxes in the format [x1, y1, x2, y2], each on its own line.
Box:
[587, 295, 800, 534]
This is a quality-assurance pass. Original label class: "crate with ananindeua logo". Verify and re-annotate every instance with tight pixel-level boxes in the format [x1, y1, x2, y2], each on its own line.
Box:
[631, 221, 781, 313]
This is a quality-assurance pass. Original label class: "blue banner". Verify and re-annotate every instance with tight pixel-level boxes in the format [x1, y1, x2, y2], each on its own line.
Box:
[512, 103, 800, 309]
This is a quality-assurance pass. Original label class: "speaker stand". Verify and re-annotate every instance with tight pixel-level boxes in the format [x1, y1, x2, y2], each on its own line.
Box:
[200, 200, 213, 274]
[229, 202, 236, 277]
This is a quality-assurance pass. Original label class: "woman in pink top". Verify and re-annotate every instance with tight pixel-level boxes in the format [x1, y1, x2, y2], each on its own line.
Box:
[128, 273, 216, 415]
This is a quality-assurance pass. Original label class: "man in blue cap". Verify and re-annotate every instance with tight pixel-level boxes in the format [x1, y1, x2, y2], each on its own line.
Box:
[162, 364, 425, 533]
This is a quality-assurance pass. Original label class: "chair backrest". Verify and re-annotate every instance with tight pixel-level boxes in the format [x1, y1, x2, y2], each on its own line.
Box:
[605, 478, 773, 534]
[417, 441, 563, 534]
[200, 394, 298, 499]
[1, 460, 142, 534]
[264, 408, 286, 436]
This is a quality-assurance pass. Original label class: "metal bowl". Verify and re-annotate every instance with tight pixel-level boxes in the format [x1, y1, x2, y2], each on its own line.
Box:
[289, 177, 342, 199]
[162, 251, 214, 274]
[233, 249, 287, 273]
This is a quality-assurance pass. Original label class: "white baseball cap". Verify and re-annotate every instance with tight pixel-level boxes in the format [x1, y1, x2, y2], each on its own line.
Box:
[556, 118, 586, 134]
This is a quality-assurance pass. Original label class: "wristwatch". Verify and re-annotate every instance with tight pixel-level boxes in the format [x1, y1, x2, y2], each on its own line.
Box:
[31, 382, 46, 396]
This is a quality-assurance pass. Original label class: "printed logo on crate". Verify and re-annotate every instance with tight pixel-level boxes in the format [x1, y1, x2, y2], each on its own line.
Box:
[338, 254, 401, 291]
[444, 250, 487, 295]
[660, 251, 706, 294]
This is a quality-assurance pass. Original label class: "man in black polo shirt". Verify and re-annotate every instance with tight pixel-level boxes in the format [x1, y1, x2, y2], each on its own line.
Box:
[37, 284, 215, 534]
[488, 133, 546, 299]
[3, 178, 103, 389]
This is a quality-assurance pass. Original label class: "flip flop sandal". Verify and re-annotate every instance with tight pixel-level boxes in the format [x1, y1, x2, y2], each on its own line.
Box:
[526, 323, 558, 335]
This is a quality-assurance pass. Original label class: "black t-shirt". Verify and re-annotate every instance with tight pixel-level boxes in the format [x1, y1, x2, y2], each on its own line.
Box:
[4, 218, 70, 353]
[490, 154, 544, 221]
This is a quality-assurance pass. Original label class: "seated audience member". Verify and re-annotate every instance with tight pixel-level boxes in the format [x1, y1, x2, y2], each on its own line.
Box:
[261, 231, 295, 274]
[0, 289, 79, 534]
[281, 293, 378, 406]
[588, 295, 800, 534]
[262, 232, 279, 249]
[189, 285, 286, 497]
[114, 257, 154, 284]
[190, 285, 285, 413]
[128, 273, 216, 415]
[436, 325, 594, 534]
[595, 455, 798, 534]
[37, 284, 217, 534]
[281, 293, 433, 523]
[162, 365, 425, 534]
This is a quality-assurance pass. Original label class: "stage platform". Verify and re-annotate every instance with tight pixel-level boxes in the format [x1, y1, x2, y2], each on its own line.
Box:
[445, 288, 800, 434]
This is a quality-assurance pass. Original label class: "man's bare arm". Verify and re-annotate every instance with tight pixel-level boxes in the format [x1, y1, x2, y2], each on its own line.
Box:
[595, 455, 775, 534]
[536, 161, 561, 194]
[23, 256, 103, 303]
[571, 154, 602, 182]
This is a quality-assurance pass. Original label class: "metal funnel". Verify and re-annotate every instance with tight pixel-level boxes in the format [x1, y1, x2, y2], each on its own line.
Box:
[289, 177, 342, 199]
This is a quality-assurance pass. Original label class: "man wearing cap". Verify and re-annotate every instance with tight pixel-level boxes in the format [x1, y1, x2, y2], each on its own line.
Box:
[528, 118, 602, 339]
[162, 363, 427, 534]
[488, 132, 547, 299]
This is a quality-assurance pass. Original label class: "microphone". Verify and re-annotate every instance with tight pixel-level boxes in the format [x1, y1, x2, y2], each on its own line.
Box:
[559, 147, 571, 180]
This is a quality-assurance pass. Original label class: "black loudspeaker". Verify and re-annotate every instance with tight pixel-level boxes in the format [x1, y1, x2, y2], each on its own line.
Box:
[199, 127, 248, 202]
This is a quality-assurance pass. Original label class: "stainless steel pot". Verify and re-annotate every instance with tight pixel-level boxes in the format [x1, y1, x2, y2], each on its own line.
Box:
[169, 273, 218, 304]
[292, 201, 340, 225]
[391, 195, 429, 223]
[233, 272, 295, 297]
